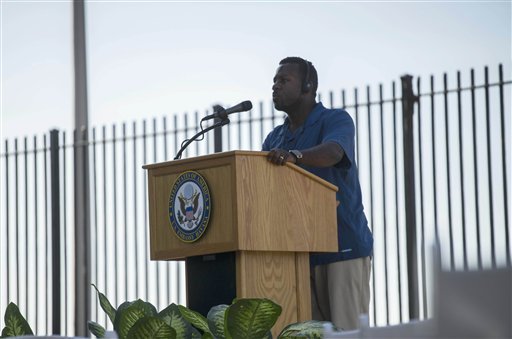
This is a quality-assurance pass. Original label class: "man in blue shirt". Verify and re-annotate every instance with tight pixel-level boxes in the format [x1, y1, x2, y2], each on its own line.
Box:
[262, 57, 373, 330]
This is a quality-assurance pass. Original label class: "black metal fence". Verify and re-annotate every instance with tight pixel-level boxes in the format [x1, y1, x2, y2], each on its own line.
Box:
[1, 64, 510, 336]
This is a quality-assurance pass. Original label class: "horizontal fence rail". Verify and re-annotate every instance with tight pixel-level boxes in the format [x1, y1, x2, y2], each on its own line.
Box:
[1, 64, 510, 335]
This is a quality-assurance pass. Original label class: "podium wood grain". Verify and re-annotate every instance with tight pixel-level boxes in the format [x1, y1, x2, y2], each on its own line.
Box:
[236, 251, 311, 336]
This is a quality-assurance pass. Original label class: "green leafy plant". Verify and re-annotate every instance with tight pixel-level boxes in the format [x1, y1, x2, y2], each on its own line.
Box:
[1, 303, 34, 338]
[90, 285, 283, 339]
[1, 285, 336, 338]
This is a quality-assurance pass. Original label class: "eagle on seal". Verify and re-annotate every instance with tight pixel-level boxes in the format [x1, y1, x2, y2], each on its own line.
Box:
[178, 190, 201, 228]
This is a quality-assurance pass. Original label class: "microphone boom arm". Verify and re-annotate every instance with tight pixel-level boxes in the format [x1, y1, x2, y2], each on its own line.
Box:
[174, 118, 230, 160]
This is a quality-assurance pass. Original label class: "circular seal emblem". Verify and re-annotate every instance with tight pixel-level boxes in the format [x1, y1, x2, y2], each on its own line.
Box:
[168, 171, 211, 243]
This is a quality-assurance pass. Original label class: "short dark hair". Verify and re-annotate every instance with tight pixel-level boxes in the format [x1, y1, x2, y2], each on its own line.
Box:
[279, 56, 318, 95]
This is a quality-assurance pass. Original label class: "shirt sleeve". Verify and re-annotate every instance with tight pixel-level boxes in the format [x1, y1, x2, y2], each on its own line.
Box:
[321, 110, 355, 169]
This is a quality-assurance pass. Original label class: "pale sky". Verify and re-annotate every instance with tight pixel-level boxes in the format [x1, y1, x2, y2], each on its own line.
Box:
[1, 0, 511, 140]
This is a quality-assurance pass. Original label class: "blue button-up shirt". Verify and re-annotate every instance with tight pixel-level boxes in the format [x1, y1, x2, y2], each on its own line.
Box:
[262, 102, 373, 265]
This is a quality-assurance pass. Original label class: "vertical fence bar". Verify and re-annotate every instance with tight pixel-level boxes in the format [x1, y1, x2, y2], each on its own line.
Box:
[62, 132, 68, 335]
[44, 135, 49, 333]
[484, 66, 496, 268]
[391, 81, 403, 322]
[33, 136, 39, 331]
[430, 76, 439, 240]
[184, 115, 189, 159]
[378, 84, 389, 324]
[173, 115, 178, 158]
[498, 64, 510, 266]
[214, 116, 223, 153]
[237, 113, 242, 149]
[259, 102, 264, 147]
[132, 121, 139, 297]
[470, 69, 482, 269]
[15, 138, 19, 305]
[401, 74, 419, 320]
[443, 73, 455, 270]
[4, 140, 9, 308]
[194, 113, 199, 155]
[132, 121, 140, 298]
[102, 126, 108, 325]
[24, 137, 29, 315]
[92, 128, 98, 320]
[417, 77, 428, 318]
[143, 120, 149, 300]
[123, 123, 128, 301]
[457, 71, 468, 270]
[249, 107, 253, 150]
[206, 112, 211, 153]
[227, 113, 232, 150]
[366, 86, 377, 324]
[50, 129, 61, 334]
[112, 125, 119, 304]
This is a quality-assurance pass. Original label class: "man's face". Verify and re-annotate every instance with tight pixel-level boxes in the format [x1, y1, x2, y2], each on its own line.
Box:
[272, 63, 303, 112]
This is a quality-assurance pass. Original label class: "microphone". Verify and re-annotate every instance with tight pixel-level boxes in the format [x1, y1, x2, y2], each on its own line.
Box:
[203, 100, 253, 121]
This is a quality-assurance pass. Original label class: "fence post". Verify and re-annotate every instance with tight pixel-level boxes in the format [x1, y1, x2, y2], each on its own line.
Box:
[401, 74, 419, 320]
[214, 118, 223, 152]
[50, 129, 61, 334]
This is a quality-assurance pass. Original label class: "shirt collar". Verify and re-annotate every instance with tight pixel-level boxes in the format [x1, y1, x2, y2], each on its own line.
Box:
[283, 102, 325, 130]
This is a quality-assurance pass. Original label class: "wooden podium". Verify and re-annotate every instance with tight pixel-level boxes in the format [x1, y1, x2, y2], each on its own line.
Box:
[143, 151, 338, 335]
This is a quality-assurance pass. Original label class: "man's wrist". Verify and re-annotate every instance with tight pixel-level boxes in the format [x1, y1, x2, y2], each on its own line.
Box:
[288, 150, 303, 164]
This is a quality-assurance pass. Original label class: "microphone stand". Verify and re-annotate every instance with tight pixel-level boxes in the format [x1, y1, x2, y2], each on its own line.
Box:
[174, 118, 230, 160]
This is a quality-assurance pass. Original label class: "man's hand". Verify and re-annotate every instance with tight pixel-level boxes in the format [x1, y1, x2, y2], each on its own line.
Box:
[266, 142, 345, 167]
[267, 148, 296, 166]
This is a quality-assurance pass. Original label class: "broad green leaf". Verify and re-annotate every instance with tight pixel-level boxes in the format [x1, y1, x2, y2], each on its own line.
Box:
[178, 305, 211, 335]
[225, 298, 281, 339]
[201, 333, 215, 339]
[92, 283, 116, 324]
[127, 316, 176, 339]
[1, 303, 33, 337]
[207, 304, 228, 339]
[158, 303, 201, 338]
[277, 320, 329, 338]
[114, 299, 157, 339]
[117, 301, 135, 314]
[113, 300, 134, 336]
[88, 320, 106, 338]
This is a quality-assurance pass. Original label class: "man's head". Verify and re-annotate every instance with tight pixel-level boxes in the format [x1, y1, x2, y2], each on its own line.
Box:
[272, 57, 318, 112]
[279, 57, 318, 95]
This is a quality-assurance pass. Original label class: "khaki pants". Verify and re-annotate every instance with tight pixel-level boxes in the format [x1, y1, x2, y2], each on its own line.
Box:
[311, 256, 371, 330]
